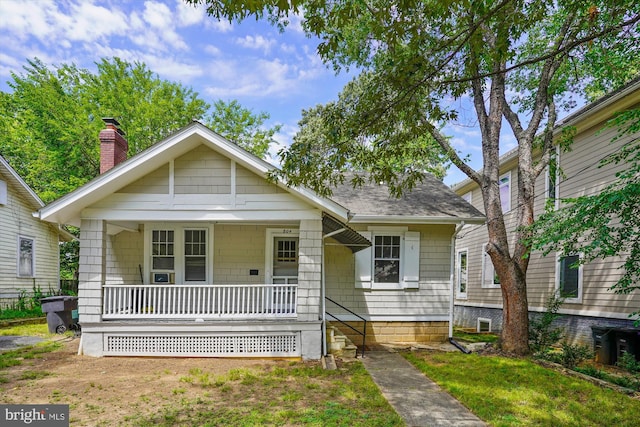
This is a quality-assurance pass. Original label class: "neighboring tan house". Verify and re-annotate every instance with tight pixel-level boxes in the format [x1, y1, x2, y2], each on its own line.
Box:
[452, 79, 640, 355]
[0, 155, 67, 305]
[36, 119, 484, 360]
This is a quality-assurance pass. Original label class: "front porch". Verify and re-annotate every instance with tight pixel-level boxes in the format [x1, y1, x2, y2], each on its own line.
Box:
[102, 283, 298, 320]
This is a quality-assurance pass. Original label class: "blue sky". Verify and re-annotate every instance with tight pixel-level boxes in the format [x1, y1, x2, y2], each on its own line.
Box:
[0, 0, 503, 185]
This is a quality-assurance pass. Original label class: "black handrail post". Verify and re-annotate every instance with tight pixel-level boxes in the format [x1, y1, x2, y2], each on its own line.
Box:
[325, 297, 367, 358]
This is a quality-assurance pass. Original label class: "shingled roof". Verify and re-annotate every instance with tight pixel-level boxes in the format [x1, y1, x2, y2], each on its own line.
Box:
[330, 173, 485, 223]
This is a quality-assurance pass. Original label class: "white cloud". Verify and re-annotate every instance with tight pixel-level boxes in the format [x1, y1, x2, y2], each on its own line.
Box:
[204, 45, 222, 56]
[175, 0, 205, 27]
[206, 19, 233, 33]
[235, 35, 275, 54]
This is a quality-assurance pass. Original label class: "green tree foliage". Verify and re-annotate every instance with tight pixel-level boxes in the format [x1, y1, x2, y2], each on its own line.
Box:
[1, 57, 281, 202]
[528, 109, 640, 317]
[190, 0, 640, 354]
[207, 99, 281, 158]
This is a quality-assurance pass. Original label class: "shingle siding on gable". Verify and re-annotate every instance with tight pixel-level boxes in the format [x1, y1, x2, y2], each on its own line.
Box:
[175, 145, 231, 194]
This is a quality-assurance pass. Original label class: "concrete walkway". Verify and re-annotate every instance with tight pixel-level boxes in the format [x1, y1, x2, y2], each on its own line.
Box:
[362, 350, 486, 427]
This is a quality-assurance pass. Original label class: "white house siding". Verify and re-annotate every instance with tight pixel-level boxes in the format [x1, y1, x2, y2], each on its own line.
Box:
[105, 229, 144, 285]
[325, 224, 454, 344]
[454, 99, 640, 344]
[175, 145, 230, 194]
[0, 176, 59, 303]
[213, 224, 267, 284]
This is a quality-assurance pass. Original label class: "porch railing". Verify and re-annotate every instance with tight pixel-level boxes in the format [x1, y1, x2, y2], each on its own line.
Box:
[102, 284, 297, 320]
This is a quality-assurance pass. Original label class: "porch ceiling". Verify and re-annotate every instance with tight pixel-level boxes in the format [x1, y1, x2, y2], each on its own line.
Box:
[322, 214, 371, 253]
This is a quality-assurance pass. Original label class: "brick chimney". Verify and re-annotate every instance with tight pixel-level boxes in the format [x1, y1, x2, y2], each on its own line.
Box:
[99, 118, 128, 174]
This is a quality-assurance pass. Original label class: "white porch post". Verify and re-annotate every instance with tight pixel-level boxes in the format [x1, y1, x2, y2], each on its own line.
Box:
[78, 219, 106, 356]
[298, 219, 323, 359]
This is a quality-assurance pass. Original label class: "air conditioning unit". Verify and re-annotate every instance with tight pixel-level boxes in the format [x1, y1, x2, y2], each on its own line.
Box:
[151, 272, 175, 284]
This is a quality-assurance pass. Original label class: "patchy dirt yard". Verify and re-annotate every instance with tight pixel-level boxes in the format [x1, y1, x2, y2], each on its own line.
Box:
[0, 337, 271, 425]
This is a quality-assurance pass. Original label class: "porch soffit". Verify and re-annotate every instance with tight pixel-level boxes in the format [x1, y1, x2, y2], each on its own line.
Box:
[322, 214, 371, 253]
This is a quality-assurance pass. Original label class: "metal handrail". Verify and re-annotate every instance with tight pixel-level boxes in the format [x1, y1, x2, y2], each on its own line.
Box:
[325, 296, 367, 358]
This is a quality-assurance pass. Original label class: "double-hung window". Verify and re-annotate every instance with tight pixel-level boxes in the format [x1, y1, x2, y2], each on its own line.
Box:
[148, 226, 209, 283]
[18, 236, 35, 278]
[355, 229, 420, 290]
[456, 249, 468, 299]
[499, 172, 511, 213]
[184, 229, 206, 282]
[482, 243, 500, 288]
[557, 254, 582, 303]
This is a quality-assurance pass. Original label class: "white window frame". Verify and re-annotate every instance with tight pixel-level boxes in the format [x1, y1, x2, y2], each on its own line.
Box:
[461, 191, 472, 204]
[144, 224, 213, 284]
[183, 228, 208, 283]
[546, 146, 560, 209]
[477, 317, 492, 333]
[0, 179, 7, 205]
[481, 243, 500, 289]
[499, 172, 511, 213]
[355, 227, 420, 291]
[456, 248, 468, 299]
[265, 228, 300, 285]
[17, 236, 35, 278]
[556, 253, 583, 303]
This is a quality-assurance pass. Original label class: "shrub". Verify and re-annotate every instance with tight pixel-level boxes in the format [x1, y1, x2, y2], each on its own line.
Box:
[559, 342, 592, 369]
[529, 293, 564, 355]
[616, 351, 640, 373]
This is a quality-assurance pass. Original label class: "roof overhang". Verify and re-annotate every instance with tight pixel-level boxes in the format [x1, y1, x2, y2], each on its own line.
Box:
[347, 215, 486, 225]
[322, 214, 371, 253]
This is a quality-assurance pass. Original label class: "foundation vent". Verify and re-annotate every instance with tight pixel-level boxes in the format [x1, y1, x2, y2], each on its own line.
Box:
[104, 333, 299, 357]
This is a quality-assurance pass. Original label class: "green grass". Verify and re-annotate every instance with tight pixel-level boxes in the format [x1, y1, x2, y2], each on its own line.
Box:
[130, 361, 403, 427]
[404, 351, 640, 427]
[0, 340, 62, 370]
[452, 328, 499, 343]
[0, 323, 51, 337]
[0, 307, 45, 320]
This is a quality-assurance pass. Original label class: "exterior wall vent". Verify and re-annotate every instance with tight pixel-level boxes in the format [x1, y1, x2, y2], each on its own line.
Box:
[477, 318, 492, 333]
[104, 333, 299, 357]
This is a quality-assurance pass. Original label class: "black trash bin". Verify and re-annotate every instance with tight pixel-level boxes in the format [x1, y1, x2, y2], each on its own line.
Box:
[615, 328, 640, 363]
[41, 296, 78, 334]
[591, 326, 615, 365]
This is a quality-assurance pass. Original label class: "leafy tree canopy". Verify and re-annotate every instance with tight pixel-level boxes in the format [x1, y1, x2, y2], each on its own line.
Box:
[0, 57, 280, 202]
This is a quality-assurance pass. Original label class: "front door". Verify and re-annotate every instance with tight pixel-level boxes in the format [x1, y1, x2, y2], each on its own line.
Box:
[266, 229, 299, 312]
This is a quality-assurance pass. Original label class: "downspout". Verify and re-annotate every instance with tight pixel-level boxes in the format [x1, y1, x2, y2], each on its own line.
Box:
[449, 222, 471, 354]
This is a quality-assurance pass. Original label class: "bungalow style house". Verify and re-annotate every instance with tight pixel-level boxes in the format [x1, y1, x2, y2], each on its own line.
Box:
[36, 119, 483, 360]
[452, 78, 640, 352]
[0, 155, 67, 306]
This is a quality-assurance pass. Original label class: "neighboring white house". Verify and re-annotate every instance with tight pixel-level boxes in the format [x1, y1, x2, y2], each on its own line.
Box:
[0, 155, 67, 306]
[36, 119, 484, 360]
[452, 78, 640, 356]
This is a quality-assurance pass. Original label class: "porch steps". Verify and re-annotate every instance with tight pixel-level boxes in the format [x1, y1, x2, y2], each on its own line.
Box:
[327, 325, 358, 359]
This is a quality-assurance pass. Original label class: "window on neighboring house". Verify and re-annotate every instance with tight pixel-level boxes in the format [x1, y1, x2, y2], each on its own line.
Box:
[499, 172, 511, 213]
[557, 254, 582, 302]
[546, 147, 559, 208]
[355, 230, 420, 290]
[152, 230, 175, 270]
[461, 191, 472, 204]
[482, 243, 500, 288]
[184, 229, 207, 282]
[456, 249, 468, 298]
[18, 236, 34, 277]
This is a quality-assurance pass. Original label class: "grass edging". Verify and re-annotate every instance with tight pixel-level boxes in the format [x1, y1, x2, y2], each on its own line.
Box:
[0, 317, 46, 328]
[534, 358, 638, 395]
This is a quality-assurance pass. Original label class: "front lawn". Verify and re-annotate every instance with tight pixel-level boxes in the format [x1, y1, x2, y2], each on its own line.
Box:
[404, 350, 640, 426]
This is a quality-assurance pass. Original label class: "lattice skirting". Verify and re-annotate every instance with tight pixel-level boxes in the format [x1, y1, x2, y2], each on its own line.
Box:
[103, 333, 300, 357]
